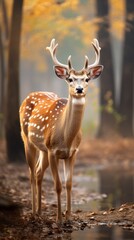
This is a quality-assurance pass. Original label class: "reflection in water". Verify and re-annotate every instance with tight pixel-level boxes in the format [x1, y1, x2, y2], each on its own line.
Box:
[73, 166, 134, 212]
[72, 226, 134, 240]
[99, 168, 134, 210]
[53, 226, 134, 240]
[70, 166, 134, 240]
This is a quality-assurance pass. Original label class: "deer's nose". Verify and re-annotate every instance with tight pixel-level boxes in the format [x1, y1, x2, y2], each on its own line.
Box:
[76, 86, 83, 94]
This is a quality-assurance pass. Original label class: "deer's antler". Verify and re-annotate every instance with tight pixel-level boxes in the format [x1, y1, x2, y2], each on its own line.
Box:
[46, 39, 73, 70]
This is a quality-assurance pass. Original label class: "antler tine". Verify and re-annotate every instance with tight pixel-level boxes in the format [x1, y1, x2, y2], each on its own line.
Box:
[67, 55, 72, 70]
[46, 38, 70, 69]
[84, 55, 89, 70]
[90, 38, 101, 68]
[83, 39, 101, 71]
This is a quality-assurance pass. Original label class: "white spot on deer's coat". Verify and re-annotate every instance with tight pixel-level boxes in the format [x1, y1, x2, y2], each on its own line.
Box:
[41, 126, 45, 132]
[29, 132, 35, 137]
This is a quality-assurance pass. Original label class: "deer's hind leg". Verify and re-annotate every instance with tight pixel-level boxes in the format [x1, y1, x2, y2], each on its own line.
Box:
[36, 150, 49, 214]
[23, 138, 37, 214]
[48, 152, 62, 222]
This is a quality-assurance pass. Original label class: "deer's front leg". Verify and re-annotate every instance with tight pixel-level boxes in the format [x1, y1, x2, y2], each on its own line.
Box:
[48, 151, 62, 222]
[64, 151, 76, 220]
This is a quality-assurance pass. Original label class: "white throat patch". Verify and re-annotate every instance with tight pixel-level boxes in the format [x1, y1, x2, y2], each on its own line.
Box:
[72, 97, 85, 105]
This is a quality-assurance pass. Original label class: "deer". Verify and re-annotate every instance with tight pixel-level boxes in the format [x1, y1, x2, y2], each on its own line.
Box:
[19, 38, 103, 222]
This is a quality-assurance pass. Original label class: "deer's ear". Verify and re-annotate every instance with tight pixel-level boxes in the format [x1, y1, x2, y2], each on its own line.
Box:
[87, 65, 103, 80]
[54, 66, 69, 80]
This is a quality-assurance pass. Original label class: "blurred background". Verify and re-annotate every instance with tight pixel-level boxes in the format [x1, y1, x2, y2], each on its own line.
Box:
[0, 0, 133, 162]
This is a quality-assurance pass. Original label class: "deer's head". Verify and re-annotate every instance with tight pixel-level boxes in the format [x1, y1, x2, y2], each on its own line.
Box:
[46, 39, 103, 98]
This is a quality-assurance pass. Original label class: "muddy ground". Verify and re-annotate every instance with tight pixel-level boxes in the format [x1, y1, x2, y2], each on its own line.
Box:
[0, 138, 134, 239]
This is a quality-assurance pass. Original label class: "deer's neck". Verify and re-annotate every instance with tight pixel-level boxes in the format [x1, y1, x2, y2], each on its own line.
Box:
[62, 95, 85, 146]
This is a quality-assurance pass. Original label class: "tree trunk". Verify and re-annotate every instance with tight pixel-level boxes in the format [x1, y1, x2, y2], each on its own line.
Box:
[119, 0, 134, 137]
[0, 0, 9, 137]
[5, 0, 24, 162]
[1, 0, 9, 39]
[0, 26, 5, 137]
[0, 26, 5, 114]
[96, 0, 116, 138]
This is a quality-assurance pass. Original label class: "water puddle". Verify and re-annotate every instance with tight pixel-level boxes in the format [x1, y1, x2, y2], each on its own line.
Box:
[72, 225, 134, 240]
[68, 165, 134, 240]
[72, 165, 134, 212]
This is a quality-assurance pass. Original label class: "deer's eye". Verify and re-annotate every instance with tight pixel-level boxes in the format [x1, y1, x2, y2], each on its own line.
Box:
[85, 78, 90, 82]
[68, 78, 73, 83]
